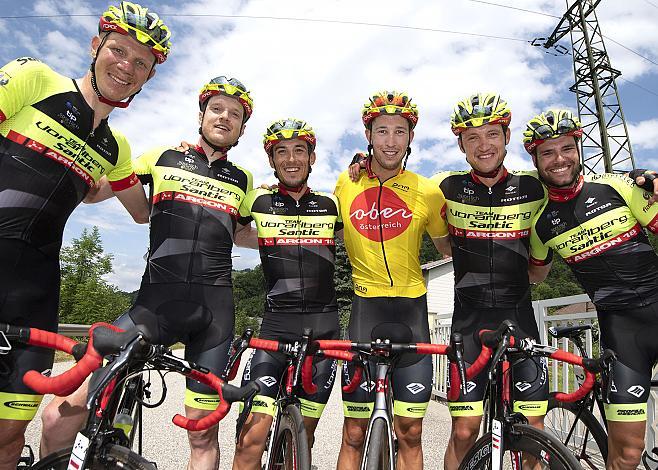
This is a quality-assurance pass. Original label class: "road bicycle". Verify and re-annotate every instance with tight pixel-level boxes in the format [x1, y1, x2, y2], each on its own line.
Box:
[313, 332, 466, 470]
[457, 320, 609, 470]
[0, 322, 258, 470]
[224, 328, 353, 470]
[544, 323, 658, 470]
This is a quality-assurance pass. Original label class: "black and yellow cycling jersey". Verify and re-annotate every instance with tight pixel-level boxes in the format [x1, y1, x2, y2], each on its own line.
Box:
[530, 173, 658, 309]
[431, 168, 547, 308]
[0, 57, 138, 257]
[335, 168, 448, 298]
[134, 145, 252, 285]
[238, 186, 342, 313]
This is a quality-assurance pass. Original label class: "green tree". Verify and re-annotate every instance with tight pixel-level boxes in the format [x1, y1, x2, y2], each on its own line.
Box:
[334, 238, 353, 336]
[59, 227, 132, 325]
[419, 233, 444, 265]
[531, 255, 584, 301]
[233, 265, 265, 335]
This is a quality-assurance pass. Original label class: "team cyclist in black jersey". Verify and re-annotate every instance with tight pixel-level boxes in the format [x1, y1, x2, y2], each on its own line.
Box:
[0, 2, 170, 468]
[429, 94, 552, 469]
[39, 76, 254, 469]
[231, 119, 342, 469]
[336, 91, 449, 470]
[526, 109, 658, 470]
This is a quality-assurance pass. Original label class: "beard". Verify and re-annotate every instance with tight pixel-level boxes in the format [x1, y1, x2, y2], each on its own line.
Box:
[537, 162, 582, 188]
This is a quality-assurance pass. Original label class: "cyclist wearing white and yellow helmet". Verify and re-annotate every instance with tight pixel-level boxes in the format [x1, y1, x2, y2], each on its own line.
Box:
[39, 76, 254, 468]
[527, 109, 658, 470]
[431, 93, 551, 469]
[232, 119, 343, 469]
[0, 2, 170, 467]
[335, 91, 448, 470]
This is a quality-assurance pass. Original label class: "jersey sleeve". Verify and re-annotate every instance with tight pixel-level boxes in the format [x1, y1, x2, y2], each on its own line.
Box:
[329, 193, 343, 231]
[132, 146, 169, 186]
[105, 129, 139, 191]
[424, 181, 449, 238]
[606, 174, 658, 233]
[0, 58, 52, 124]
[334, 170, 348, 199]
[238, 188, 256, 224]
[529, 217, 553, 266]
[430, 172, 450, 222]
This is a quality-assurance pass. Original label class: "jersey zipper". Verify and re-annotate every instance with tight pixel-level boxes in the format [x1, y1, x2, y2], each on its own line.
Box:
[24, 110, 97, 239]
[488, 185, 496, 306]
[186, 155, 211, 282]
[296, 198, 306, 311]
[378, 182, 394, 287]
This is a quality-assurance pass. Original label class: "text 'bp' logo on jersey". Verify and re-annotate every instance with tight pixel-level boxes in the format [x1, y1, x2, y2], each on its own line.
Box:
[349, 187, 412, 241]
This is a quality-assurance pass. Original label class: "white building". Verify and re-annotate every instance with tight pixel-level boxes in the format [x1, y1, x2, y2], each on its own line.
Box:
[421, 257, 454, 331]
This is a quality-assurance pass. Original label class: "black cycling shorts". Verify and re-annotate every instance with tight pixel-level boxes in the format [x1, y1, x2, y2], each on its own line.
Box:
[448, 298, 548, 417]
[341, 295, 433, 419]
[114, 282, 235, 410]
[598, 303, 658, 422]
[241, 311, 340, 418]
[0, 239, 60, 419]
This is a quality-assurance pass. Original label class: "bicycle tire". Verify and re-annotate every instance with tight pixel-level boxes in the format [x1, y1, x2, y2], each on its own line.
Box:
[364, 417, 391, 470]
[267, 404, 310, 470]
[458, 423, 583, 469]
[32, 444, 156, 470]
[545, 394, 608, 470]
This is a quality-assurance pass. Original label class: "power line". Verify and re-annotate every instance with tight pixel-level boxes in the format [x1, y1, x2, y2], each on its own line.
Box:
[603, 36, 658, 68]
[642, 0, 658, 9]
[619, 77, 658, 99]
[466, 0, 560, 18]
[0, 12, 528, 42]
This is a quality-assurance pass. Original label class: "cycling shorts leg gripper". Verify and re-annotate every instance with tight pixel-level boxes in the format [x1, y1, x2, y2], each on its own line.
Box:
[184, 389, 221, 411]
[392, 354, 432, 418]
[0, 392, 43, 420]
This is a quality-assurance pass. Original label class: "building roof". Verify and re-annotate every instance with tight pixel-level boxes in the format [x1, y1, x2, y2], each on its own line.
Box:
[553, 301, 596, 315]
[421, 257, 453, 271]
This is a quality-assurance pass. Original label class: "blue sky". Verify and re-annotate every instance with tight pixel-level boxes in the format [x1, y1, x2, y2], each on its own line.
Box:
[1, 0, 657, 291]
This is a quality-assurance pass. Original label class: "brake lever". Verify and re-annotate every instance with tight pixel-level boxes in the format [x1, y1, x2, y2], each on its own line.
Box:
[235, 387, 259, 444]
[450, 332, 468, 396]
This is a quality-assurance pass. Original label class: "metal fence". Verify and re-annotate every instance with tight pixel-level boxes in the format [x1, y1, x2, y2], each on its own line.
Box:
[430, 293, 658, 454]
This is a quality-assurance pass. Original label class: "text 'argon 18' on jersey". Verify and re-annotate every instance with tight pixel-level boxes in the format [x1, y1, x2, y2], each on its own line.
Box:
[335, 168, 448, 298]
[431, 169, 547, 308]
[134, 146, 253, 285]
[239, 186, 342, 313]
[0, 58, 138, 257]
[530, 173, 658, 310]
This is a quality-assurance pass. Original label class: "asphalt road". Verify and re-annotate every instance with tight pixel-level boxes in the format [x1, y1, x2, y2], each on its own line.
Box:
[25, 354, 452, 469]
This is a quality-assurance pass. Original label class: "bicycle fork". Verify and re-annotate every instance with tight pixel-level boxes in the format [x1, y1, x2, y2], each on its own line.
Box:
[361, 362, 395, 469]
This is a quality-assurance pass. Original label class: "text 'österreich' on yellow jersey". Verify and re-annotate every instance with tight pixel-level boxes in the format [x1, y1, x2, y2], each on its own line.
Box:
[334, 169, 448, 298]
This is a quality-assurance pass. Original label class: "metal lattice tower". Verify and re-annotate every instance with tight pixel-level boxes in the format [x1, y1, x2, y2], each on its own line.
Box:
[541, 0, 635, 174]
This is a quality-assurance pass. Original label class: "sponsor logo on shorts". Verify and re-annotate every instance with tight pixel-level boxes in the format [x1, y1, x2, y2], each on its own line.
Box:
[360, 380, 375, 392]
[627, 385, 645, 398]
[406, 406, 426, 414]
[406, 383, 426, 395]
[515, 381, 531, 392]
[617, 409, 646, 416]
[194, 397, 219, 405]
[346, 405, 370, 413]
[518, 404, 541, 411]
[449, 405, 474, 411]
[259, 376, 277, 388]
[253, 399, 271, 408]
[466, 381, 477, 394]
[4, 401, 39, 410]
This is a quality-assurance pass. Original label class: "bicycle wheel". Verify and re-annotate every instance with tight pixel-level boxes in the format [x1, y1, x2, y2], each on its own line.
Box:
[458, 423, 583, 469]
[267, 404, 310, 470]
[364, 417, 391, 470]
[32, 444, 156, 470]
[545, 394, 608, 469]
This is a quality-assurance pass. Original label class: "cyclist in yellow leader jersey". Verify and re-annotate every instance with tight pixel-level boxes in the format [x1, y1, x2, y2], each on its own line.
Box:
[334, 91, 448, 470]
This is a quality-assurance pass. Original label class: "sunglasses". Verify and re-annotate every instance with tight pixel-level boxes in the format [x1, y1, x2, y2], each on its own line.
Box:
[532, 118, 581, 141]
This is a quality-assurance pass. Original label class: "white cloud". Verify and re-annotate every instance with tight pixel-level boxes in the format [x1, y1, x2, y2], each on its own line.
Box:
[628, 118, 658, 150]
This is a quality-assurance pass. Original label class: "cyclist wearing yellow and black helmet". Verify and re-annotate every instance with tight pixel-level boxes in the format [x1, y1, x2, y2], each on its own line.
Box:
[0, 2, 170, 466]
[232, 119, 343, 469]
[335, 91, 448, 469]
[431, 93, 552, 469]
[527, 109, 658, 470]
[38, 76, 254, 468]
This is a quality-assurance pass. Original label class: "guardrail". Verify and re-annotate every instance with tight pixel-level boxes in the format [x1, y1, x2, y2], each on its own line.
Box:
[58, 323, 91, 337]
[430, 293, 658, 456]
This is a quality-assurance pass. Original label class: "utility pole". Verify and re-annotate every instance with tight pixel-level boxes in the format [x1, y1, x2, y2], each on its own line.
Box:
[535, 0, 635, 174]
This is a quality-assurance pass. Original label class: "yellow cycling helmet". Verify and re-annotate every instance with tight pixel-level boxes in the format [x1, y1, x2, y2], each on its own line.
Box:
[263, 119, 316, 154]
[99, 1, 172, 64]
[362, 91, 419, 129]
[450, 93, 511, 135]
[523, 109, 583, 154]
[199, 76, 254, 122]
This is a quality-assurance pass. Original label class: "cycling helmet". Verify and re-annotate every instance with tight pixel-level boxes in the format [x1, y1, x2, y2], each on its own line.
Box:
[199, 76, 253, 122]
[523, 109, 583, 154]
[362, 91, 418, 129]
[99, 1, 172, 64]
[450, 93, 511, 135]
[263, 119, 316, 154]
